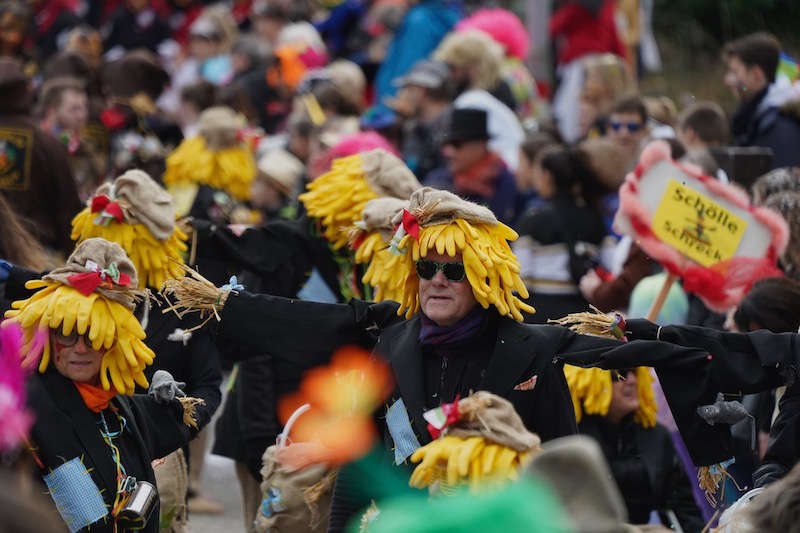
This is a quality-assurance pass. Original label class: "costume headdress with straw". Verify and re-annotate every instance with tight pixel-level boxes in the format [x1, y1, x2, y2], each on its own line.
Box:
[548, 307, 657, 428]
[71, 169, 188, 289]
[389, 187, 535, 321]
[353, 197, 408, 303]
[163, 106, 257, 202]
[3, 238, 154, 395]
[298, 148, 422, 251]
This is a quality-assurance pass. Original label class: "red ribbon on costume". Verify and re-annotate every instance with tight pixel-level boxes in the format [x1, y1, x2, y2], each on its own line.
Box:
[67, 260, 131, 296]
[427, 396, 460, 439]
[90, 195, 125, 223]
[350, 232, 367, 251]
[401, 209, 420, 241]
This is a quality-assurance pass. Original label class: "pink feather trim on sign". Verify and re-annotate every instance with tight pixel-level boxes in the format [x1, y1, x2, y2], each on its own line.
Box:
[0, 321, 34, 453]
[617, 142, 789, 311]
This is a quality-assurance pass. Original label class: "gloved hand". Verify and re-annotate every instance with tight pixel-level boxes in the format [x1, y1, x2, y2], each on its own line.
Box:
[148, 370, 186, 403]
[624, 318, 660, 341]
[0, 259, 12, 282]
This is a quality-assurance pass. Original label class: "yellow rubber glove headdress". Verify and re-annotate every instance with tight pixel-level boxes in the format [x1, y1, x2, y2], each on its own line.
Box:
[71, 169, 188, 289]
[563, 366, 657, 428]
[3, 238, 154, 394]
[163, 106, 256, 202]
[391, 187, 535, 321]
[352, 197, 408, 303]
[298, 148, 422, 250]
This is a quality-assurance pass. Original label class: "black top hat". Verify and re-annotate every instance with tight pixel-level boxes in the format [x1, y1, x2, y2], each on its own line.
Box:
[444, 108, 490, 144]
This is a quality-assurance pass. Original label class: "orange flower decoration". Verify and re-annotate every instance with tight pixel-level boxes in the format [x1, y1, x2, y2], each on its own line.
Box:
[278, 346, 393, 468]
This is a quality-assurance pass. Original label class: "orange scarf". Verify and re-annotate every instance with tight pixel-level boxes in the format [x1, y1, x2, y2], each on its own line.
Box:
[74, 382, 118, 412]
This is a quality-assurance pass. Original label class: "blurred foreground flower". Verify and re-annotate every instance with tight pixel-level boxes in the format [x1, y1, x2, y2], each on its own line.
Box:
[0, 321, 34, 453]
[278, 346, 393, 469]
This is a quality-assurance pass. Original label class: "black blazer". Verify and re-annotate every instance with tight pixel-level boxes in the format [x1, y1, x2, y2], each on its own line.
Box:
[375, 314, 578, 446]
[27, 369, 195, 533]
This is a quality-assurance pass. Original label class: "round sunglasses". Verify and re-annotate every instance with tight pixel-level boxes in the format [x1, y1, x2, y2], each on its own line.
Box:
[415, 259, 466, 282]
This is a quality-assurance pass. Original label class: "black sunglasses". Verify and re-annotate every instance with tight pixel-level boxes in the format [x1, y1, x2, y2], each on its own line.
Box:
[415, 259, 466, 282]
[612, 368, 635, 381]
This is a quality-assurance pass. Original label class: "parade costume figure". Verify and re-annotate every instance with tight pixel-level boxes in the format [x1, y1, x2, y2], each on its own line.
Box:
[562, 362, 702, 529]
[69, 169, 221, 430]
[4, 238, 198, 533]
[70, 170, 222, 530]
[163, 106, 257, 207]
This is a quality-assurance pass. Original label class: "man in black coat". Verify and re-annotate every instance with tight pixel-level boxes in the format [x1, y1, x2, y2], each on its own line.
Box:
[724, 33, 800, 169]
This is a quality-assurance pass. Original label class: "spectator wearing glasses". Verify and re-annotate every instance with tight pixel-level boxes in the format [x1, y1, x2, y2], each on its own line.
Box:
[605, 95, 650, 170]
[424, 108, 519, 225]
[569, 366, 704, 531]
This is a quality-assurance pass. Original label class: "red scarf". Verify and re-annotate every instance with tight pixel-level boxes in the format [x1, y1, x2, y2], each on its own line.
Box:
[452, 152, 505, 198]
[74, 382, 118, 413]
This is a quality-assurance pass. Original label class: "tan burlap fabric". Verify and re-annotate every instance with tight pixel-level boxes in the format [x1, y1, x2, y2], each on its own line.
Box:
[360, 197, 407, 234]
[198, 106, 246, 150]
[447, 391, 541, 452]
[255, 445, 334, 533]
[392, 187, 497, 228]
[44, 238, 142, 309]
[94, 169, 175, 241]
[153, 449, 188, 533]
[359, 149, 422, 200]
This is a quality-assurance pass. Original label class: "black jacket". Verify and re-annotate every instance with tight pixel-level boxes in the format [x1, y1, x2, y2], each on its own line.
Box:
[732, 86, 800, 169]
[214, 292, 725, 532]
[576, 319, 800, 467]
[136, 299, 222, 433]
[515, 194, 610, 323]
[28, 368, 195, 532]
[579, 415, 703, 531]
[754, 380, 800, 488]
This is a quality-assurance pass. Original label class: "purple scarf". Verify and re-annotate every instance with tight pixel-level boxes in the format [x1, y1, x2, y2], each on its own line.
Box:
[419, 306, 486, 347]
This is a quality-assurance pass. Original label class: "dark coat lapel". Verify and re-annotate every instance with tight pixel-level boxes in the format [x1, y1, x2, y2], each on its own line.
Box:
[41, 370, 118, 495]
[482, 318, 538, 396]
[383, 315, 429, 440]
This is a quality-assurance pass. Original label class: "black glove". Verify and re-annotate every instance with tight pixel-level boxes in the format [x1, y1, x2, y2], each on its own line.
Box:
[625, 318, 660, 341]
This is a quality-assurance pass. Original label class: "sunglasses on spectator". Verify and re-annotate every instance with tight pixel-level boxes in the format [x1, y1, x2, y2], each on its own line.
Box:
[53, 329, 92, 347]
[609, 121, 643, 133]
[415, 259, 466, 282]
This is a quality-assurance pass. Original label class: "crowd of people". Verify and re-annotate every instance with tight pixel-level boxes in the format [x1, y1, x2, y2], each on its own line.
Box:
[2, 1, 800, 533]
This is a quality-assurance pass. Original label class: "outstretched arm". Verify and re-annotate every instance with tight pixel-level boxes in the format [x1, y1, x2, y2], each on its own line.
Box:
[217, 291, 401, 366]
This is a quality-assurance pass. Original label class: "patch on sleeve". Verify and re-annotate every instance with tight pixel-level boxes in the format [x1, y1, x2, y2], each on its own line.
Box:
[514, 375, 538, 391]
[0, 127, 32, 191]
[386, 398, 421, 465]
[43, 457, 108, 533]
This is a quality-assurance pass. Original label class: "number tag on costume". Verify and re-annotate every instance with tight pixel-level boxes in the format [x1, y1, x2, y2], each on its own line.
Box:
[43, 457, 108, 533]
